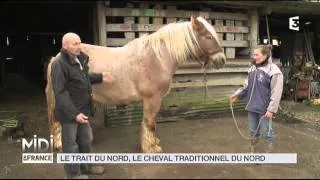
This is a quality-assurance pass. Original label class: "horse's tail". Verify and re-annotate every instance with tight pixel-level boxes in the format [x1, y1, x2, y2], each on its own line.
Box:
[45, 57, 62, 151]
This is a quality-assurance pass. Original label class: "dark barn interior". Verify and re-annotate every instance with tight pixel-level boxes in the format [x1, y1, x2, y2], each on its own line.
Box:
[0, 1, 95, 98]
[259, 13, 320, 63]
[1, 1, 320, 102]
[258, 12, 320, 100]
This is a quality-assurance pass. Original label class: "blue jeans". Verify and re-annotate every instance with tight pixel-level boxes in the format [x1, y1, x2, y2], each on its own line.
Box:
[61, 121, 93, 178]
[248, 111, 274, 143]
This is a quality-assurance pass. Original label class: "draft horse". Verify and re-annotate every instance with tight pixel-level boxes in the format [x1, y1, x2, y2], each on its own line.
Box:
[46, 16, 226, 153]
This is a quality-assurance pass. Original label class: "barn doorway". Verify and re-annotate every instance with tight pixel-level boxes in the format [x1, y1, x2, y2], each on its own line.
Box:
[0, 2, 95, 98]
[259, 13, 320, 100]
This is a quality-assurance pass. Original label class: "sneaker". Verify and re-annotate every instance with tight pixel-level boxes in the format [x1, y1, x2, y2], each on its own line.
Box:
[88, 165, 104, 175]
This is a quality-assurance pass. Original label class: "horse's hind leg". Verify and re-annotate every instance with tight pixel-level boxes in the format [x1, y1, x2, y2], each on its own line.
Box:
[141, 94, 162, 153]
[49, 120, 62, 151]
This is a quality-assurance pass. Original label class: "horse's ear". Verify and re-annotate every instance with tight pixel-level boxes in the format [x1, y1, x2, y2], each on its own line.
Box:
[191, 16, 203, 31]
[191, 16, 201, 30]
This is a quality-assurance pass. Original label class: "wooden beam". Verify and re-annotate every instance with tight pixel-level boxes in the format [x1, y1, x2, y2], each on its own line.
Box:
[105, 7, 248, 20]
[177, 60, 253, 69]
[97, 1, 107, 46]
[174, 67, 249, 75]
[221, 40, 248, 47]
[105, 24, 249, 33]
[248, 9, 259, 51]
[175, 58, 281, 69]
[171, 75, 247, 88]
[207, 1, 320, 15]
[106, 38, 249, 47]
[263, 5, 320, 15]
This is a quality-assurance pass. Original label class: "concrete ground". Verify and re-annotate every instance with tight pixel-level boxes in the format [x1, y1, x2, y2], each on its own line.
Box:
[0, 90, 320, 179]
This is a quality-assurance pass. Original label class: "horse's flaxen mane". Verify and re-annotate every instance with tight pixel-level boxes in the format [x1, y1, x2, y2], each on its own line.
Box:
[134, 20, 201, 65]
[123, 17, 220, 65]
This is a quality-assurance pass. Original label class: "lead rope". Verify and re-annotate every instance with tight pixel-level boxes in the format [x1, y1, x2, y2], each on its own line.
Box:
[230, 101, 264, 140]
[202, 64, 209, 104]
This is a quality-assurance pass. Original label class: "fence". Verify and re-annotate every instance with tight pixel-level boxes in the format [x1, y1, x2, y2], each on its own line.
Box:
[97, 2, 252, 126]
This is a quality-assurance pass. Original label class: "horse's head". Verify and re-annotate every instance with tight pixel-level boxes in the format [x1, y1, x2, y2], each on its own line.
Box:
[190, 16, 226, 69]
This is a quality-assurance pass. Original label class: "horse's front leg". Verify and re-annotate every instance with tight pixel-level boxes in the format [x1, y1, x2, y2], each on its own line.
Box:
[141, 94, 162, 153]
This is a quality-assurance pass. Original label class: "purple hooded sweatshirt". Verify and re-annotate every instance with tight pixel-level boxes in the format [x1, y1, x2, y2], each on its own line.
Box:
[234, 56, 284, 114]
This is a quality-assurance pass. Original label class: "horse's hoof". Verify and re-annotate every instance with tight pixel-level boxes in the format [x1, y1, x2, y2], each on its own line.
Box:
[54, 143, 62, 152]
[155, 138, 160, 145]
[54, 146, 62, 152]
[153, 145, 162, 153]
[141, 145, 162, 153]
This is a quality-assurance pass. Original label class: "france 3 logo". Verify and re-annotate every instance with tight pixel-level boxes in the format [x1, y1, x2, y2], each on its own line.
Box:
[289, 16, 299, 31]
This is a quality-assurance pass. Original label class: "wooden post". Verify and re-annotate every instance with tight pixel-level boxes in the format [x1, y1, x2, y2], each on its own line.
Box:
[315, 21, 320, 63]
[153, 4, 163, 25]
[249, 9, 259, 53]
[124, 3, 135, 42]
[214, 19, 225, 53]
[235, 20, 244, 41]
[123, 3, 135, 125]
[226, 20, 235, 59]
[235, 20, 249, 57]
[152, 4, 163, 37]
[93, 1, 107, 130]
[139, 4, 149, 37]
[167, 6, 177, 23]
[97, 1, 107, 46]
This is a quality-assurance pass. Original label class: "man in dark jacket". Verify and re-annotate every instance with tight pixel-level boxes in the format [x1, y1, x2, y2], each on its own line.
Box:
[51, 32, 112, 179]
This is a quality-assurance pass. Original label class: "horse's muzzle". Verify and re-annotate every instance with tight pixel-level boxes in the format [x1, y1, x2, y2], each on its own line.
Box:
[209, 52, 226, 69]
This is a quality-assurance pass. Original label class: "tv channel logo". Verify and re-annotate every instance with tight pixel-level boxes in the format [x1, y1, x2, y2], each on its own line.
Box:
[289, 16, 299, 31]
[21, 134, 54, 163]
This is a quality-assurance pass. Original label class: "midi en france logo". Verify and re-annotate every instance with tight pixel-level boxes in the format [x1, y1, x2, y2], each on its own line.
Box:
[21, 135, 54, 163]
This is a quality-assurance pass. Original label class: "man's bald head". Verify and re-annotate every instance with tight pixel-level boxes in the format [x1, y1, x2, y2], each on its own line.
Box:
[62, 32, 82, 56]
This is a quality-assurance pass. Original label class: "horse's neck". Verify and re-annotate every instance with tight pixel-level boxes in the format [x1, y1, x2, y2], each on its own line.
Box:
[126, 38, 179, 77]
[159, 48, 179, 76]
[84, 39, 179, 77]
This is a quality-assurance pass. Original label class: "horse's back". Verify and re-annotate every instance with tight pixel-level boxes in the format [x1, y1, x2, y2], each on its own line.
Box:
[81, 43, 143, 104]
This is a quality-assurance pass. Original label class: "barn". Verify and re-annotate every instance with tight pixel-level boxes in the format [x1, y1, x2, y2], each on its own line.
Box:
[1, 1, 320, 179]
